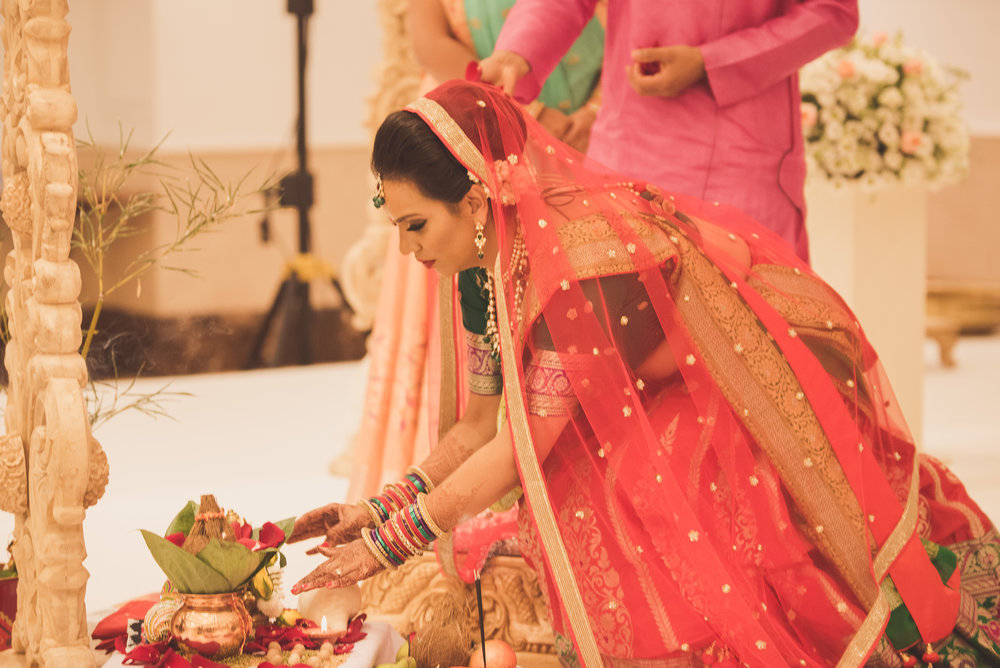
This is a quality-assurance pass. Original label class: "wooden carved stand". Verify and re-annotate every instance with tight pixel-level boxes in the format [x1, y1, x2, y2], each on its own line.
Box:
[0, 1, 108, 665]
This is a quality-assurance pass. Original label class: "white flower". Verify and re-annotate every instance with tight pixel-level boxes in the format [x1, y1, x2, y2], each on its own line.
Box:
[877, 123, 900, 147]
[883, 150, 904, 171]
[802, 30, 968, 188]
[877, 87, 904, 109]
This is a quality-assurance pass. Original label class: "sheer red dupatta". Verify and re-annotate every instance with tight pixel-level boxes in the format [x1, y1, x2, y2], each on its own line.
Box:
[406, 80, 959, 666]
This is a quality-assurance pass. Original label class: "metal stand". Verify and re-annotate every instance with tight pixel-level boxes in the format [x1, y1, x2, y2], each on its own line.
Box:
[248, 0, 319, 368]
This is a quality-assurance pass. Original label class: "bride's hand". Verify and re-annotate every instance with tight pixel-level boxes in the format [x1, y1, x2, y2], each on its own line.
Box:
[287, 503, 372, 552]
[289, 540, 381, 594]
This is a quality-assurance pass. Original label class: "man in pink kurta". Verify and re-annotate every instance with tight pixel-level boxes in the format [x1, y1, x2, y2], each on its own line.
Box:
[488, 0, 859, 261]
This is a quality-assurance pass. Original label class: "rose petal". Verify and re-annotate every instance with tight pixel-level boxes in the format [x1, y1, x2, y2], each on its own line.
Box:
[236, 537, 256, 550]
[232, 522, 253, 541]
[256, 522, 285, 550]
[165, 532, 186, 548]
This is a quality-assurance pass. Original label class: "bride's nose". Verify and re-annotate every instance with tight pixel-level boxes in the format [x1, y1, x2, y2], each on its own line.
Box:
[397, 229, 419, 256]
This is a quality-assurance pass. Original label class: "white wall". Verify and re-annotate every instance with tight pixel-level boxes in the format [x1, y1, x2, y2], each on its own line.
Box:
[858, 0, 1000, 135]
[69, 0, 382, 152]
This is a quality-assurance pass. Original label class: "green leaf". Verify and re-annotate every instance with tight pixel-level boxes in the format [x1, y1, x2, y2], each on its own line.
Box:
[140, 530, 231, 594]
[164, 501, 199, 537]
[195, 539, 272, 591]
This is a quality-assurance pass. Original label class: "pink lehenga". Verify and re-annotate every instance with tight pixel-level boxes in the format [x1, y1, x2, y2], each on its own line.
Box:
[408, 80, 1000, 667]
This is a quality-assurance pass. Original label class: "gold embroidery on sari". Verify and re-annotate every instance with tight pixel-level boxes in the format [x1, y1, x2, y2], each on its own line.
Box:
[666, 221, 878, 611]
[920, 456, 987, 539]
[406, 98, 489, 184]
[873, 456, 919, 580]
[438, 277, 459, 438]
[560, 467, 633, 655]
[838, 579, 892, 668]
[466, 331, 502, 395]
[525, 349, 578, 416]
[603, 421, 680, 650]
[494, 254, 604, 665]
[555, 211, 675, 278]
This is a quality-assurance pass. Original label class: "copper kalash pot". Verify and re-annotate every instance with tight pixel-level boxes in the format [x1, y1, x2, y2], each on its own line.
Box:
[170, 591, 253, 660]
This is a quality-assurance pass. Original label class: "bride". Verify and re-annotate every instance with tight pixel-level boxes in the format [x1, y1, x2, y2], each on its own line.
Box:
[289, 79, 1000, 667]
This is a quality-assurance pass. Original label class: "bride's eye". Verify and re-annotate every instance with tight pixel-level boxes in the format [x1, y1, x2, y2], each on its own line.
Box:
[406, 221, 426, 232]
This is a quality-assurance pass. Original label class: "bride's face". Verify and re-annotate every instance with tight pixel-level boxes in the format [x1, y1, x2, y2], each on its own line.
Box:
[382, 178, 490, 276]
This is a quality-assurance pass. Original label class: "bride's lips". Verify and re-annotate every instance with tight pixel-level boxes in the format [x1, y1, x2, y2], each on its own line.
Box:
[421, 260, 435, 269]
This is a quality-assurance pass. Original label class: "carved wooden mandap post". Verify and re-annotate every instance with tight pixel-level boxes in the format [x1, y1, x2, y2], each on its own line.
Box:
[0, 1, 109, 665]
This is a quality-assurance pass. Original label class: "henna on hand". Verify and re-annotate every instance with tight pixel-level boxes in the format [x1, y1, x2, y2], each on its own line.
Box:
[290, 540, 381, 594]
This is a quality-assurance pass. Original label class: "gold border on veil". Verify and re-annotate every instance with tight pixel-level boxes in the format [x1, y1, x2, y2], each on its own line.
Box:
[494, 254, 604, 666]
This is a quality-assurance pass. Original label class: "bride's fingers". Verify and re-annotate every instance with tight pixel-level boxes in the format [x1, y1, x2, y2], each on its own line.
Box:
[290, 562, 351, 594]
[304, 540, 329, 556]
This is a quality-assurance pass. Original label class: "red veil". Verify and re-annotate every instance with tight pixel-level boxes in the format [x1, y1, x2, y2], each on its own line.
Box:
[405, 80, 981, 666]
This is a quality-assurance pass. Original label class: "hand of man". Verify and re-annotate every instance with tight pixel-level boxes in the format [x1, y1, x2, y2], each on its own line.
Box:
[626, 45, 706, 98]
[537, 106, 572, 142]
[479, 50, 531, 95]
[561, 105, 598, 154]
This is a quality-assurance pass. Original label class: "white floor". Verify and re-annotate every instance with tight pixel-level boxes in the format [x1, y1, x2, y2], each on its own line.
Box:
[0, 334, 998, 619]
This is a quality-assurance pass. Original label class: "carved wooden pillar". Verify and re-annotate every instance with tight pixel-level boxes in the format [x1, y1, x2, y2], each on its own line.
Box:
[0, 1, 108, 665]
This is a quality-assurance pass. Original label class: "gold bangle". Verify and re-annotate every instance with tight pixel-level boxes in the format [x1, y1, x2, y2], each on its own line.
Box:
[362, 528, 394, 570]
[358, 499, 383, 526]
[405, 465, 435, 493]
[416, 493, 447, 538]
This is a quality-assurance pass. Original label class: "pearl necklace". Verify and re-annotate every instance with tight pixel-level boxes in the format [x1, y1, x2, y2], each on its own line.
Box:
[483, 229, 528, 362]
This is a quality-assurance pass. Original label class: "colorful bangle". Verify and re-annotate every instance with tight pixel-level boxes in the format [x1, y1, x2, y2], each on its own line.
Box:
[397, 478, 418, 498]
[386, 516, 421, 557]
[362, 528, 394, 570]
[406, 466, 435, 493]
[409, 504, 435, 542]
[368, 496, 391, 522]
[416, 493, 447, 538]
[404, 504, 433, 543]
[381, 484, 408, 511]
[375, 526, 406, 567]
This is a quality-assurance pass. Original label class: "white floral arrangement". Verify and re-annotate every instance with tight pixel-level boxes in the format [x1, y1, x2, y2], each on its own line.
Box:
[800, 31, 969, 189]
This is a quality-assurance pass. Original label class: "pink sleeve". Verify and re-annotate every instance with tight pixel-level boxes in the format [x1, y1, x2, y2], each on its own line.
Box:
[700, 0, 859, 107]
[493, 0, 599, 103]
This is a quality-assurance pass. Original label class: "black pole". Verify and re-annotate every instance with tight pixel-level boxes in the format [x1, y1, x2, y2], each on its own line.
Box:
[247, 0, 316, 368]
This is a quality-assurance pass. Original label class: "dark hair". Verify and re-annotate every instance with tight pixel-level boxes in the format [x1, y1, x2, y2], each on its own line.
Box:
[371, 110, 471, 205]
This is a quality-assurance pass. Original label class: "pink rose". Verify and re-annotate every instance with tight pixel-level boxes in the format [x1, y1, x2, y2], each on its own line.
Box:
[903, 59, 924, 75]
[836, 59, 856, 79]
[871, 31, 888, 47]
[801, 103, 818, 129]
[900, 131, 923, 155]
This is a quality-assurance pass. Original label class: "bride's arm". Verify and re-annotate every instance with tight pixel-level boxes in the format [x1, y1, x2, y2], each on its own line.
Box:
[291, 406, 569, 593]
[416, 390, 502, 487]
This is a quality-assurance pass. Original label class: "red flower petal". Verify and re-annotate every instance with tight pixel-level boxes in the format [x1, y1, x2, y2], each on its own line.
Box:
[232, 522, 253, 541]
[236, 538, 256, 550]
[165, 532, 186, 548]
[256, 522, 285, 550]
